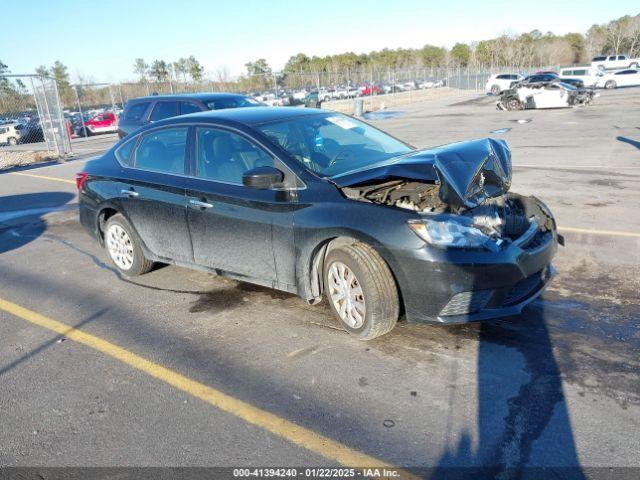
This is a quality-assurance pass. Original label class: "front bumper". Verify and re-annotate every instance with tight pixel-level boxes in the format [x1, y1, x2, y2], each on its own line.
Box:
[391, 223, 559, 324]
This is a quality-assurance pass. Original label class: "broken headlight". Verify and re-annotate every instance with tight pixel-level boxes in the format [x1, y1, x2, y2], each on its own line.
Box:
[407, 218, 491, 249]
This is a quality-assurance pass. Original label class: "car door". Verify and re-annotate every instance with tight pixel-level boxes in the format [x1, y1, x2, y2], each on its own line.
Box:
[116, 126, 193, 263]
[185, 125, 298, 288]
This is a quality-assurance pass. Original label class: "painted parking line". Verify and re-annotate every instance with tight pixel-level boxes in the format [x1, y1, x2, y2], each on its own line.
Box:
[8, 172, 75, 185]
[0, 297, 414, 475]
[559, 226, 640, 238]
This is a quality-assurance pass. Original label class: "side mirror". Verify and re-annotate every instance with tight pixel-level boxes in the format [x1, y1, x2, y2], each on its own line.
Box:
[242, 166, 284, 189]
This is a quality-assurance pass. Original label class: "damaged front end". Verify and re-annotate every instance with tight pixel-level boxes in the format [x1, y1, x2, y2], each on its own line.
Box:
[334, 137, 560, 322]
[337, 138, 558, 252]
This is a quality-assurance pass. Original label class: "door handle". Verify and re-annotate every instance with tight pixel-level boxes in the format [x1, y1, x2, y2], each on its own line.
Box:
[189, 199, 213, 209]
[121, 189, 139, 198]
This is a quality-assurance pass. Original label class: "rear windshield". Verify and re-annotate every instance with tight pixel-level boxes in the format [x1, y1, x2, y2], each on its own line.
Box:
[123, 102, 149, 121]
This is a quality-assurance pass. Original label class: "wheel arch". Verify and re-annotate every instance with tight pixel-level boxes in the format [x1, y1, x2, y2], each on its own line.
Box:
[300, 233, 406, 315]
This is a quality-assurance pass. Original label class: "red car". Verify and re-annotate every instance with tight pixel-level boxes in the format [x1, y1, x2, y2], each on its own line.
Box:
[77, 112, 118, 137]
[359, 84, 381, 96]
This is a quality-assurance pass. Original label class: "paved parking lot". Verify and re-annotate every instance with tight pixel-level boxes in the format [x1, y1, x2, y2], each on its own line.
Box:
[0, 90, 639, 476]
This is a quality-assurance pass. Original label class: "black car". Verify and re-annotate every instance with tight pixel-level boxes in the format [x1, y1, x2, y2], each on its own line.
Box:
[78, 107, 560, 340]
[15, 119, 45, 144]
[117, 93, 263, 139]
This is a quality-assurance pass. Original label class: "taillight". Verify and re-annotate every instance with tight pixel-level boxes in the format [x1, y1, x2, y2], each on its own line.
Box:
[76, 172, 89, 190]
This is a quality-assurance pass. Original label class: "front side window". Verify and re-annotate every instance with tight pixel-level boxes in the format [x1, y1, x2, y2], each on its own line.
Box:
[149, 101, 178, 121]
[257, 113, 411, 178]
[608, 56, 616, 61]
[133, 127, 187, 174]
[195, 127, 275, 185]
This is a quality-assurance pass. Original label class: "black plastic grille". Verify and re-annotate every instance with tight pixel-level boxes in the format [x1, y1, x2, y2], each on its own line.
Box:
[440, 290, 494, 316]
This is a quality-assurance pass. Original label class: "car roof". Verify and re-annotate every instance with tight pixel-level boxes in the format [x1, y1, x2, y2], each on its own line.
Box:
[176, 106, 328, 125]
[127, 92, 250, 103]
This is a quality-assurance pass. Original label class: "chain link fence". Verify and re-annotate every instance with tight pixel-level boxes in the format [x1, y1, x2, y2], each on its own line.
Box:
[1, 65, 557, 170]
[0, 74, 71, 170]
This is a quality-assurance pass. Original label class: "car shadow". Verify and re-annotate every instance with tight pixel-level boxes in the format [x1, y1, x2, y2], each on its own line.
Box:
[616, 136, 640, 150]
[0, 191, 75, 255]
[429, 302, 585, 479]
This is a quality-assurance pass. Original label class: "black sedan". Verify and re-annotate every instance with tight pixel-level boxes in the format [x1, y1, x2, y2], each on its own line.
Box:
[78, 107, 560, 339]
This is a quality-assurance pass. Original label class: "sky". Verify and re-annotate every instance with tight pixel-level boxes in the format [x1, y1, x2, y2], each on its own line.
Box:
[2, 0, 638, 82]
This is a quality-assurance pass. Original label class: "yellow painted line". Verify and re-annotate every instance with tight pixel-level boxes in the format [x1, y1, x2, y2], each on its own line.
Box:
[559, 226, 640, 238]
[0, 297, 413, 474]
[8, 172, 75, 185]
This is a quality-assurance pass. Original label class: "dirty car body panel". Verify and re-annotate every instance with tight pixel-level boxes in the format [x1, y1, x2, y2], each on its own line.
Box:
[79, 107, 559, 325]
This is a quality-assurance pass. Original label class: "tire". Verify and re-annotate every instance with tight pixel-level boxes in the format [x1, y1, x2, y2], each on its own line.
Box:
[630, 63, 638, 68]
[323, 242, 399, 340]
[491, 85, 501, 95]
[7, 137, 17, 146]
[506, 98, 522, 111]
[104, 214, 153, 276]
[604, 80, 617, 89]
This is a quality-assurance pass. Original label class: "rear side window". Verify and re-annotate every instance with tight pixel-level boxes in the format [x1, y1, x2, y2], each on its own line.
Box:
[115, 138, 136, 166]
[608, 56, 616, 61]
[149, 101, 178, 121]
[123, 102, 149, 121]
[180, 102, 202, 115]
[618, 56, 626, 60]
[133, 127, 188, 174]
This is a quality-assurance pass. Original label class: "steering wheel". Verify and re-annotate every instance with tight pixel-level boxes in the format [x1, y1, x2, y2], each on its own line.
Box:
[327, 148, 356, 169]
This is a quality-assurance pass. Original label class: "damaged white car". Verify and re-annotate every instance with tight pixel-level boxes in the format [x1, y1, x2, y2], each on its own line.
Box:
[497, 81, 596, 111]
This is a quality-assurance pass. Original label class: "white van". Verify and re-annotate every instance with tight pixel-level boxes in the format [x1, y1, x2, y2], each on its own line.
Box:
[559, 67, 601, 88]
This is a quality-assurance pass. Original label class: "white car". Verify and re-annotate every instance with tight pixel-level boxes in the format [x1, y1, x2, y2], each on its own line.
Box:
[559, 67, 601, 88]
[597, 69, 640, 89]
[0, 123, 20, 146]
[591, 55, 640, 71]
[485, 73, 524, 95]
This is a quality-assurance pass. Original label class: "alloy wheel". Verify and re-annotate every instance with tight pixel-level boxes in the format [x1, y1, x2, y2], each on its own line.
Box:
[106, 224, 134, 270]
[327, 261, 366, 329]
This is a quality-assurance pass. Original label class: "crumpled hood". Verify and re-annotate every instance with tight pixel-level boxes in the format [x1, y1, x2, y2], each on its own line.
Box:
[331, 138, 512, 209]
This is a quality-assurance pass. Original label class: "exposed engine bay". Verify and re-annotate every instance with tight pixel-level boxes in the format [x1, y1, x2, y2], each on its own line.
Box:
[341, 179, 554, 242]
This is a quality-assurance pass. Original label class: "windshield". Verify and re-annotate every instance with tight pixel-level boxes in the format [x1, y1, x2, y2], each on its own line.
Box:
[256, 113, 412, 177]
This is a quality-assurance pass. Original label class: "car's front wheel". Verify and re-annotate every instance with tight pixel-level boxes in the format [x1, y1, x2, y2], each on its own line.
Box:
[7, 137, 17, 146]
[605, 80, 617, 89]
[491, 84, 501, 95]
[323, 242, 399, 340]
[104, 214, 153, 276]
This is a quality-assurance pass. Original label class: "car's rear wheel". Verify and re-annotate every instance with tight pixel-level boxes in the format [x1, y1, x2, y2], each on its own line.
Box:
[491, 84, 501, 95]
[7, 137, 17, 146]
[605, 80, 617, 89]
[323, 242, 399, 340]
[104, 214, 153, 276]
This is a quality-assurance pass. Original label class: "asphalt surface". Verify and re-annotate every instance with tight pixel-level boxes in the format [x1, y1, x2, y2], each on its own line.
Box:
[0, 90, 638, 476]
